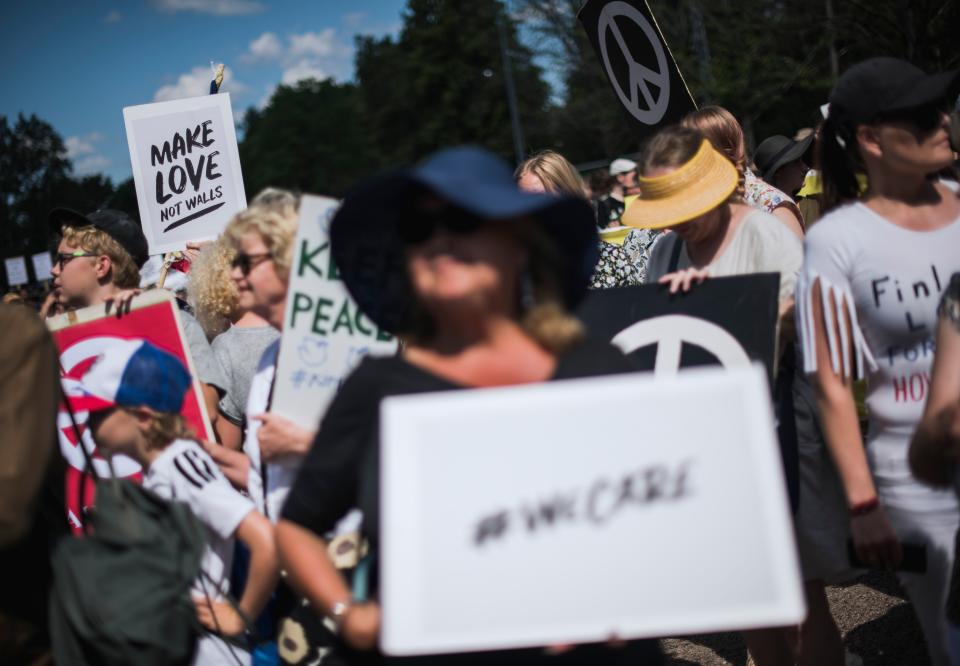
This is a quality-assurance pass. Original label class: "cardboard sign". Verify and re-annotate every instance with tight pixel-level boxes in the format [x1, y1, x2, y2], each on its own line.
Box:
[380, 365, 805, 654]
[123, 94, 246, 255]
[272, 195, 398, 429]
[5, 256, 28, 286]
[32, 252, 53, 282]
[47, 290, 214, 532]
[578, 0, 696, 134]
[577, 274, 780, 386]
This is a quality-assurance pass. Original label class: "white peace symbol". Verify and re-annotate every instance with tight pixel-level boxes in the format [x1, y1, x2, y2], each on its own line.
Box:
[611, 314, 751, 376]
[58, 336, 142, 478]
[597, 1, 671, 125]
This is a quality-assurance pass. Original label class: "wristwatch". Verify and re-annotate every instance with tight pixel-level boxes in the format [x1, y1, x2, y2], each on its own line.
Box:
[330, 599, 354, 630]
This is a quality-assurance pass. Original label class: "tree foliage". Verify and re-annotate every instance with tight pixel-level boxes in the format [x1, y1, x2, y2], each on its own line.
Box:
[355, 0, 552, 168]
[239, 79, 375, 198]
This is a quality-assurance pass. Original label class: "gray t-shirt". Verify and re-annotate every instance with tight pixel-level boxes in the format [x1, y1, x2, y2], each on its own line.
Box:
[179, 307, 228, 395]
[211, 325, 281, 426]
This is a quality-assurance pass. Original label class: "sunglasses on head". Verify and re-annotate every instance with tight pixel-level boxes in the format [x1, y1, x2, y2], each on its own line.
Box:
[877, 101, 951, 133]
[397, 205, 485, 244]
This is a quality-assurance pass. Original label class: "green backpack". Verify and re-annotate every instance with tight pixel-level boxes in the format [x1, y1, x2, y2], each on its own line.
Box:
[48, 475, 208, 666]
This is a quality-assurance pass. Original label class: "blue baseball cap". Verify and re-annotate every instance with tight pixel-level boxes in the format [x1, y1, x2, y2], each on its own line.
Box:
[75, 340, 192, 414]
[330, 146, 599, 334]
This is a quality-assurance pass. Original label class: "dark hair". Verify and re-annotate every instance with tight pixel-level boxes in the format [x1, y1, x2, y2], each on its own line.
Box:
[816, 111, 863, 213]
[641, 125, 704, 174]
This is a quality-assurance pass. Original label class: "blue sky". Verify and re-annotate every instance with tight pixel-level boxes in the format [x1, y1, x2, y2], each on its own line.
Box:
[0, 0, 407, 184]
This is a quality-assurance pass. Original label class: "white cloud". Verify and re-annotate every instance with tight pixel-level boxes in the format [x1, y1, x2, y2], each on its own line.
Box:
[103, 10, 122, 23]
[245, 31, 282, 61]
[65, 132, 102, 159]
[74, 155, 112, 176]
[258, 85, 277, 109]
[65, 133, 110, 176]
[281, 60, 328, 85]
[289, 29, 339, 58]
[153, 0, 264, 15]
[153, 65, 246, 102]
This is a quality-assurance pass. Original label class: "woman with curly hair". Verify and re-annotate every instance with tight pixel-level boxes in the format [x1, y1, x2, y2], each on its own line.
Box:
[188, 237, 280, 450]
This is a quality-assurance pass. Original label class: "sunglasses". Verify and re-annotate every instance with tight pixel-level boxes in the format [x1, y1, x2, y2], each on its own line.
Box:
[397, 206, 484, 245]
[231, 252, 272, 276]
[877, 101, 951, 133]
[55, 251, 96, 269]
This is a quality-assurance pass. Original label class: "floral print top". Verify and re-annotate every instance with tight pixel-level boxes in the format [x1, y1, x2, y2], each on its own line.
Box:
[589, 227, 659, 289]
[743, 168, 802, 220]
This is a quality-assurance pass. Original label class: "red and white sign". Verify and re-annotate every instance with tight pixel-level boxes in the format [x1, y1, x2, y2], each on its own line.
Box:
[47, 290, 214, 532]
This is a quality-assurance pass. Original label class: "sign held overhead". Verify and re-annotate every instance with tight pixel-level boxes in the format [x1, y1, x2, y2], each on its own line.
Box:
[578, 0, 697, 134]
[123, 94, 247, 255]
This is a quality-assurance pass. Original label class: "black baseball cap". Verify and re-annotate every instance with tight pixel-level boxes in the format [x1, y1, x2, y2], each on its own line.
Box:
[48, 208, 149, 269]
[829, 57, 960, 125]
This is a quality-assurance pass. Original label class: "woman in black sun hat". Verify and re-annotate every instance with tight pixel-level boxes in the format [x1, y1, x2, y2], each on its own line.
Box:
[275, 146, 661, 665]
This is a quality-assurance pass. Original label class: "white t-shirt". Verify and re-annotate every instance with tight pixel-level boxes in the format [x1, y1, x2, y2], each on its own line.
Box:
[645, 209, 803, 304]
[796, 187, 960, 506]
[144, 438, 254, 666]
[244, 339, 304, 521]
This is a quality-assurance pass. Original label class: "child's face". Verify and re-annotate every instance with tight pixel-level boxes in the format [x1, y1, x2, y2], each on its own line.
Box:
[87, 407, 143, 457]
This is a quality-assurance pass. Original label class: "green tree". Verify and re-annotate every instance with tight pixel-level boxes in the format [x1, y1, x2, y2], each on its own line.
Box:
[239, 79, 375, 198]
[355, 0, 552, 167]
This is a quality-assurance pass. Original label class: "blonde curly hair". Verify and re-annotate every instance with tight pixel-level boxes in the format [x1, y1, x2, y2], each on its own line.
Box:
[187, 237, 239, 339]
[223, 189, 300, 281]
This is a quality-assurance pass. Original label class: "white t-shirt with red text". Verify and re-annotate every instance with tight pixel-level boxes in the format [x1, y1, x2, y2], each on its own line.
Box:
[797, 185, 960, 507]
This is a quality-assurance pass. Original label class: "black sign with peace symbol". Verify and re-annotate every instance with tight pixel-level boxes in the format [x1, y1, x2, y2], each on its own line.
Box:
[576, 274, 780, 388]
[578, 0, 697, 133]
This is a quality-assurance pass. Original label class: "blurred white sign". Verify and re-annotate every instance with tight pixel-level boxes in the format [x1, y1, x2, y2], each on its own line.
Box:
[32, 252, 53, 282]
[5, 256, 28, 286]
[380, 364, 804, 655]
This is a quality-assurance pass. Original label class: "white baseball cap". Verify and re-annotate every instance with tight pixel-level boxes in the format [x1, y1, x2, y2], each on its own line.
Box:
[609, 158, 638, 176]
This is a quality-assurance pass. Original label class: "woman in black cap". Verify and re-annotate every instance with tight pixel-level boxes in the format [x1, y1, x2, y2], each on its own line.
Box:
[275, 147, 660, 665]
[798, 57, 960, 665]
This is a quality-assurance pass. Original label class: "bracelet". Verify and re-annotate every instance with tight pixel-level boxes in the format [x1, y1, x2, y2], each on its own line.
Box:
[849, 497, 880, 517]
[329, 599, 354, 630]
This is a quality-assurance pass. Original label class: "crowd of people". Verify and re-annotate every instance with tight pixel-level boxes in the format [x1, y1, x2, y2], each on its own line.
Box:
[2, 55, 960, 666]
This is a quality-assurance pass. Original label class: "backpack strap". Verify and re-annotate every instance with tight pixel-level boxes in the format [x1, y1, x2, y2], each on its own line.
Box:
[668, 235, 684, 273]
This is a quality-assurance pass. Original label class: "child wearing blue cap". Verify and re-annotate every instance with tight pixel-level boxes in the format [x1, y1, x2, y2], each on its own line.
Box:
[80, 339, 278, 666]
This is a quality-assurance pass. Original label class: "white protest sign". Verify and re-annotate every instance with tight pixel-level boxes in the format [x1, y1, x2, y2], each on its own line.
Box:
[380, 365, 804, 655]
[123, 93, 246, 255]
[32, 252, 53, 282]
[272, 195, 398, 430]
[5, 256, 28, 286]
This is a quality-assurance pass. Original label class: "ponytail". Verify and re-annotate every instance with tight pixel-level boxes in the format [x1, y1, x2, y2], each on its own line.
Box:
[817, 114, 862, 213]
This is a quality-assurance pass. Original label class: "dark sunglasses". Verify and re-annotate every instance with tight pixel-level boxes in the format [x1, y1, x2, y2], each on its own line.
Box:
[231, 252, 272, 275]
[397, 206, 485, 245]
[877, 101, 951, 133]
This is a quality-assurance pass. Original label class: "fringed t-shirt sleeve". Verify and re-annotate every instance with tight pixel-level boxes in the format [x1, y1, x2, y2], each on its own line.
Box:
[796, 220, 878, 380]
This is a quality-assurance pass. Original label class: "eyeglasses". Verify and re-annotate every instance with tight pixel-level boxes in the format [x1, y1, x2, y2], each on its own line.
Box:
[231, 252, 272, 276]
[398, 206, 484, 245]
[55, 252, 96, 269]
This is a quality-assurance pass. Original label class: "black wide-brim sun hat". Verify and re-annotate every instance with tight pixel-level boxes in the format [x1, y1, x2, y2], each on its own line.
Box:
[330, 146, 599, 335]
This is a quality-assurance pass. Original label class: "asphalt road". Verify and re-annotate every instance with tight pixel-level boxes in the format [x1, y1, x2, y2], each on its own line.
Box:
[660, 572, 930, 665]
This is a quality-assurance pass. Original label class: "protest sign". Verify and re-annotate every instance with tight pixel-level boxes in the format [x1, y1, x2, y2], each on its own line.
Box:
[578, 274, 780, 385]
[47, 290, 214, 532]
[123, 94, 246, 255]
[272, 195, 398, 429]
[5, 256, 28, 286]
[380, 365, 805, 654]
[578, 0, 696, 135]
[32, 251, 53, 282]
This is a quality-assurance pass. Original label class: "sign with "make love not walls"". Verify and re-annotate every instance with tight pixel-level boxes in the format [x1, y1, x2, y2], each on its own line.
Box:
[124, 94, 247, 255]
